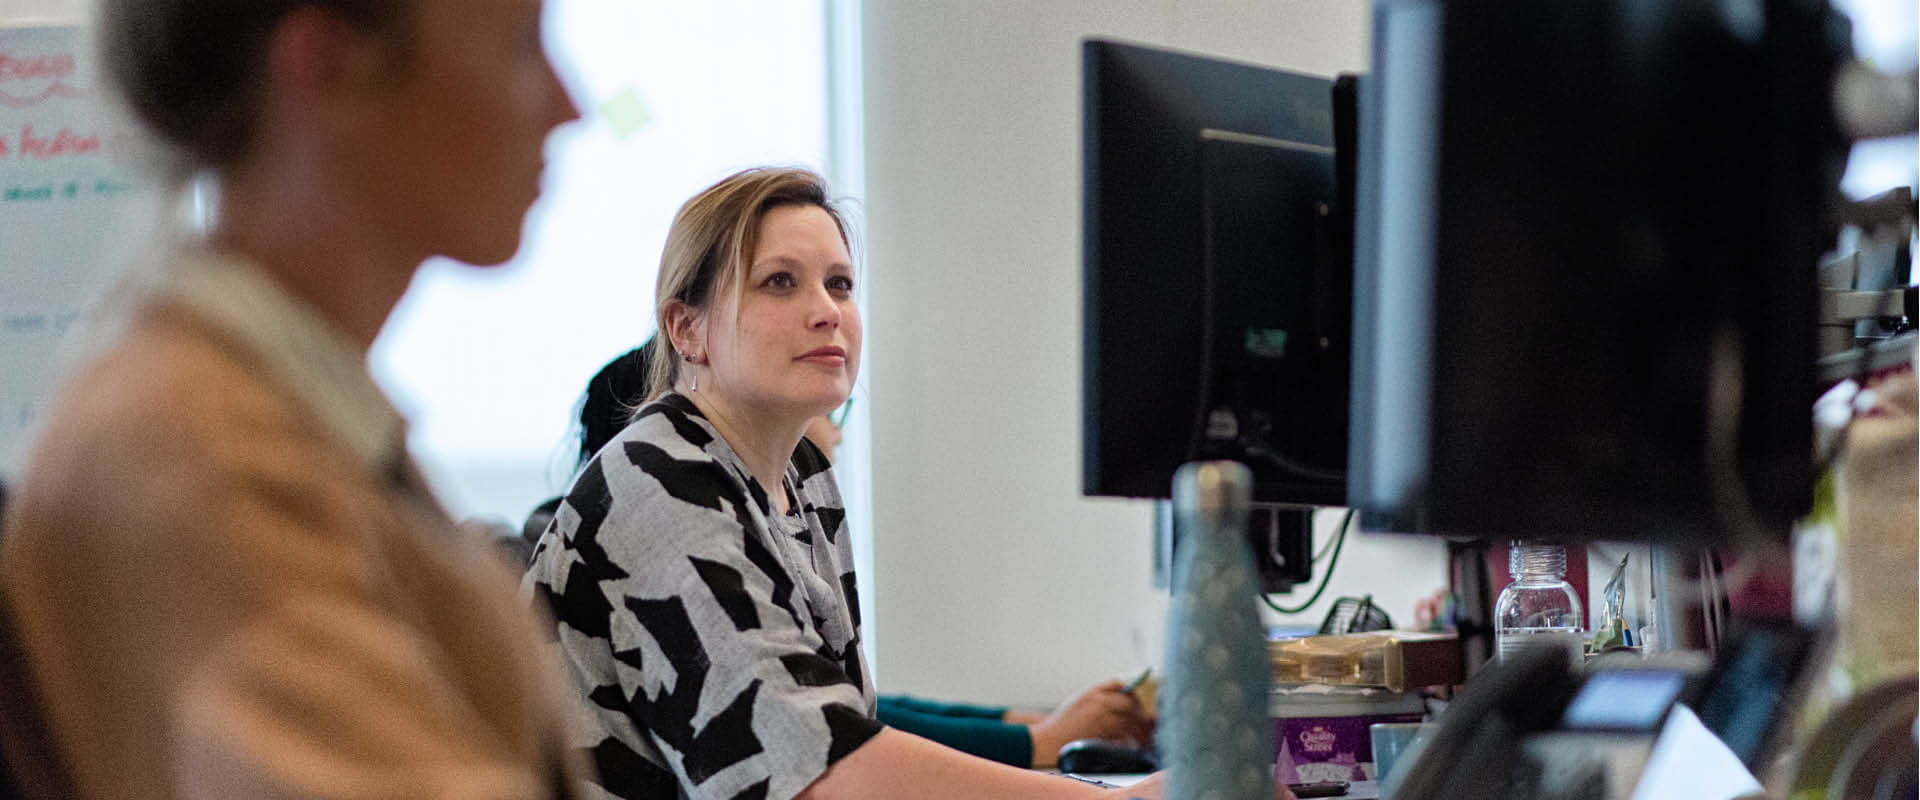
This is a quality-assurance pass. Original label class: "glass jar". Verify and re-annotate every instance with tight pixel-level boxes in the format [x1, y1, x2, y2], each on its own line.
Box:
[1494, 542, 1584, 662]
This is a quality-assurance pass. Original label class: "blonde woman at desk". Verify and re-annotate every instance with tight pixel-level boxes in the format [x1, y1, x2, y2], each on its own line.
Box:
[523, 168, 1295, 799]
[522, 338, 1153, 771]
[0, 0, 585, 797]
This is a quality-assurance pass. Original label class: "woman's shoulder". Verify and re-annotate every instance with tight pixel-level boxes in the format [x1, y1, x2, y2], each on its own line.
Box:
[622, 392, 721, 453]
[787, 436, 844, 513]
[791, 435, 833, 480]
[590, 393, 759, 518]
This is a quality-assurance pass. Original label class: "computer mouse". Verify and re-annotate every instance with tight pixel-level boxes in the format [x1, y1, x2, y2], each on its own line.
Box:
[1056, 738, 1159, 774]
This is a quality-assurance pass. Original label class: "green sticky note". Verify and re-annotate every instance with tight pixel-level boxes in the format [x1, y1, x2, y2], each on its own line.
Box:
[600, 88, 653, 138]
[1244, 328, 1289, 358]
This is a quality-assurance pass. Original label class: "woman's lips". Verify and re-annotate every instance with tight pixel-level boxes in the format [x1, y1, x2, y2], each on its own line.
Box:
[798, 346, 846, 366]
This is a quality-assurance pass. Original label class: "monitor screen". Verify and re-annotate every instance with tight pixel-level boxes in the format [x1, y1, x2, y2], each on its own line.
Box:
[1346, 0, 1845, 542]
[1687, 621, 1822, 769]
[1559, 668, 1690, 732]
[1081, 39, 1353, 504]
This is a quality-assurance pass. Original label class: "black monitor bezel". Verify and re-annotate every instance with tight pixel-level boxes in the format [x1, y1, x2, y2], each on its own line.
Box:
[1081, 38, 1353, 505]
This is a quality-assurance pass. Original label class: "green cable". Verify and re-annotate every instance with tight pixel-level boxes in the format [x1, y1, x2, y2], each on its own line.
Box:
[1263, 507, 1355, 616]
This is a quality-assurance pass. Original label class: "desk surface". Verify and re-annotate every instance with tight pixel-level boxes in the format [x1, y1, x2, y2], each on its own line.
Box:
[1068, 775, 1382, 799]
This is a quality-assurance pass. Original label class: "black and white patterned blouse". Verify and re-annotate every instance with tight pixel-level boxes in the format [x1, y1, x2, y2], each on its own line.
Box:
[524, 393, 881, 800]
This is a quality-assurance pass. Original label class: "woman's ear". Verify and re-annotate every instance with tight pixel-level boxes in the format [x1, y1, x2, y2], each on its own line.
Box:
[264, 7, 393, 134]
[661, 300, 702, 362]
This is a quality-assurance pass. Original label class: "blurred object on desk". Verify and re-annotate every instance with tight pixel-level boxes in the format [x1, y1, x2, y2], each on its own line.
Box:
[1366, 721, 1431, 790]
[1787, 366, 1914, 794]
[1159, 461, 1274, 800]
[1784, 675, 1917, 800]
[1410, 588, 1451, 634]
[1269, 631, 1460, 692]
[1587, 553, 1632, 654]
[1271, 684, 1424, 784]
[1124, 668, 1159, 720]
[1056, 738, 1157, 775]
[1834, 369, 1916, 691]
[1318, 595, 1393, 636]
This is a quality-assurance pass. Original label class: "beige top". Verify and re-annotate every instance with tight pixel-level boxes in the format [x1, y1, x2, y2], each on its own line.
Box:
[1, 247, 581, 799]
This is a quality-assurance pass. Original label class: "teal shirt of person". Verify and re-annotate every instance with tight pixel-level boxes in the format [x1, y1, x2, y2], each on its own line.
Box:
[876, 695, 1031, 767]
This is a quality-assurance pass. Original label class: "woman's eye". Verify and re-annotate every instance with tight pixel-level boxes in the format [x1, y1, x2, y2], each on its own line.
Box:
[827, 275, 855, 294]
[761, 272, 797, 289]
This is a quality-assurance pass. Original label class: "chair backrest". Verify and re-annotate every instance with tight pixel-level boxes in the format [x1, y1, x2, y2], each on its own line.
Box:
[0, 588, 80, 800]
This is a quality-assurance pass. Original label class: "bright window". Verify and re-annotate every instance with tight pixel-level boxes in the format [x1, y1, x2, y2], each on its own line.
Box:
[370, 0, 833, 524]
[1832, 0, 1918, 201]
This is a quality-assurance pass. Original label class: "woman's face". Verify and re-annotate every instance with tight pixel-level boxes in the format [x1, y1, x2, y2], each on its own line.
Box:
[700, 204, 861, 425]
[351, 0, 579, 267]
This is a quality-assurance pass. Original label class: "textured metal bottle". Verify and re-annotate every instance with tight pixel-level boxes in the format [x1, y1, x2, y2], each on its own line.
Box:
[1160, 461, 1273, 800]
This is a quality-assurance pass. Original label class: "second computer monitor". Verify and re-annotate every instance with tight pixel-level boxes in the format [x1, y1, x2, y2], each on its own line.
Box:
[1082, 39, 1353, 505]
[1346, 0, 1833, 542]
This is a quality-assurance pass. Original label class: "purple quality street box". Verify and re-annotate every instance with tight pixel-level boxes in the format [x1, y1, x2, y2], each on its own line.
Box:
[1271, 688, 1425, 784]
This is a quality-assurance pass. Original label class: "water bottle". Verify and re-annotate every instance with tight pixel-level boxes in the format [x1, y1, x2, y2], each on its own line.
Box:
[1160, 461, 1273, 800]
[1494, 542, 1585, 662]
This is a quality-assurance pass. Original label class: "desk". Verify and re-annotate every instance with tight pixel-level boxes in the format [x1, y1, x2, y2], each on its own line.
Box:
[1068, 774, 1383, 799]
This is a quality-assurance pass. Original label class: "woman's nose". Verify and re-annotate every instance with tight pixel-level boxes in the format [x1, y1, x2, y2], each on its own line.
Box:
[808, 287, 841, 329]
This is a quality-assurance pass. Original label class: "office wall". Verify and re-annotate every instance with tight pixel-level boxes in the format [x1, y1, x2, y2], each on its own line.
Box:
[0, 0, 82, 21]
[861, 1, 1449, 707]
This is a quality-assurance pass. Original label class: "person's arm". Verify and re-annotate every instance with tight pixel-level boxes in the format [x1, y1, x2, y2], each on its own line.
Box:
[794, 731, 1297, 800]
[876, 698, 1033, 766]
[794, 727, 1153, 800]
[881, 679, 1156, 769]
[875, 682, 1155, 770]
[880, 693, 1011, 720]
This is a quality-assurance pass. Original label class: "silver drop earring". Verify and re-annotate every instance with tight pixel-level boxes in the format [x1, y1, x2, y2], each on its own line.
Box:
[685, 353, 697, 392]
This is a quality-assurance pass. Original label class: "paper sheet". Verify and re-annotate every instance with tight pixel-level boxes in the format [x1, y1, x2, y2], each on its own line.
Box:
[1630, 704, 1763, 800]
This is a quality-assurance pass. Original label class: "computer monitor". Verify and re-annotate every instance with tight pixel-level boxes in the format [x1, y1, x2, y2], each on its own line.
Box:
[1347, 0, 1849, 543]
[1081, 39, 1354, 506]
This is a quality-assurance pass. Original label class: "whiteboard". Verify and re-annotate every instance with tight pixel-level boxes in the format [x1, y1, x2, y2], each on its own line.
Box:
[0, 22, 163, 474]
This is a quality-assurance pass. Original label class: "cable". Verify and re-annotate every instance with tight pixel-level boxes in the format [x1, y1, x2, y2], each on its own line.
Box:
[1310, 522, 1341, 562]
[1241, 440, 1346, 484]
[1263, 507, 1355, 615]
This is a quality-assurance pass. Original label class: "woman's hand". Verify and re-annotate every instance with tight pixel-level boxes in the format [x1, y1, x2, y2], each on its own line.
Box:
[1028, 680, 1153, 768]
